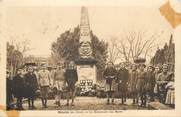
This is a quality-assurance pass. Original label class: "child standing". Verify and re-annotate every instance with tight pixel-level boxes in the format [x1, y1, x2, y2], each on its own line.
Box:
[24, 66, 39, 109]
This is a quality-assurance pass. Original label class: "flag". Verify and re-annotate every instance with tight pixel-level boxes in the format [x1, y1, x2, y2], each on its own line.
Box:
[160, 1, 181, 28]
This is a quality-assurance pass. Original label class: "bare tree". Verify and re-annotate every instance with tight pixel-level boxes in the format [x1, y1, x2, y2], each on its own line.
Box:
[10, 34, 32, 57]
[108, 37, 123, 64]
[8, 34, 33, 71]
[16, 37, 31, 56]
[112, 30, 164, 63]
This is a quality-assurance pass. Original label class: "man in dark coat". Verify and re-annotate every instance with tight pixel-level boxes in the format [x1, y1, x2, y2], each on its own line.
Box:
[64, 61, 78, 106]
[117, 63, 129, 104]
[6, 71, 13, 110]
[103, 62, 117, 105]
[12, 68, 25, 110]
[128, 64, 138, 104]
[137, 63, 147, 107]
[145, 65, 156, 102]
[24, 66, 38, 109]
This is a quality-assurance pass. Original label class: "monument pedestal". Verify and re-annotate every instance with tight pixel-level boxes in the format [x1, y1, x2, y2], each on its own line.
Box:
[76, 58, 97, 92]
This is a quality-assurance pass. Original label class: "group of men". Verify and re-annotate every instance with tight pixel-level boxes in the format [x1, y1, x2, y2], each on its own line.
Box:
[6, 61, 78, 110]
[103, 62, 175, 107]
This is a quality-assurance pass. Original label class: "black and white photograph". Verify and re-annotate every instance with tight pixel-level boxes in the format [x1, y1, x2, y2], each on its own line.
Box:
[1, 0, 181, 116]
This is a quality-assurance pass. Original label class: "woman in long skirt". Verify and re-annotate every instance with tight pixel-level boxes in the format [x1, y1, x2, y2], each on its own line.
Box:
[165, 73, 175, 108]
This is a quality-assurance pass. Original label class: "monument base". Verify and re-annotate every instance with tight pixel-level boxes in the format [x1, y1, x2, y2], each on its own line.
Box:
[75, 58, 97, 92]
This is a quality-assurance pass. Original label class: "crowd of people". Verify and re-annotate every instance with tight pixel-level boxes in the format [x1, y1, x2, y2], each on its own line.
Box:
[103, 62, 175, 108]
[6, 59, 175, 110]
[6, 61, 78, 110]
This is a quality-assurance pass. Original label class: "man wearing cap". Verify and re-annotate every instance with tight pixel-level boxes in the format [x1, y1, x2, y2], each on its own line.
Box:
[157, 64, 170, 104]
[38, 64, 51, 108]
[103, 62, 117, 105]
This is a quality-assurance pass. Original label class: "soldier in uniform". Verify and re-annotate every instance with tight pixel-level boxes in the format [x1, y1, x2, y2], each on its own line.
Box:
[103, 62, 117, 105]
[137, 63, 147, 107]
[128, 64, 138, 104]
[157, 64, 170, 104]
[117, 63, 129, 105]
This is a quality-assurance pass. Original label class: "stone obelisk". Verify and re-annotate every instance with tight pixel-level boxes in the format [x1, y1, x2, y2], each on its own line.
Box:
[76, 7, 97, 92]
[79, 6, 93, 59]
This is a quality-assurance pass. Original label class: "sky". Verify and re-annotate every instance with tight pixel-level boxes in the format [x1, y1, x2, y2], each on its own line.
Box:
[3, 0, 181, 61]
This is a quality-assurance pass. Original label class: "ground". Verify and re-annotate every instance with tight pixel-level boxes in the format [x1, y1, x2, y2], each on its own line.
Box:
[22, 97, 148, 110]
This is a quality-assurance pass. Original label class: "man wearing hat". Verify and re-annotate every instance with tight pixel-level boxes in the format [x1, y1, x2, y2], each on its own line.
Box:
[157, 63, 170, 103]
[38, 64, 51, 108]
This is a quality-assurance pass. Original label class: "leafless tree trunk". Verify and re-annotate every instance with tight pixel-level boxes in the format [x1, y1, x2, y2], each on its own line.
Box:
[108, 38, 122, 64]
